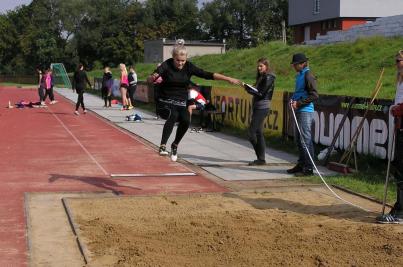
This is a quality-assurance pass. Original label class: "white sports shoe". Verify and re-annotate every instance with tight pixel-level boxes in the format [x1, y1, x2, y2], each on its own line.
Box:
[170, 146, 178, 162]
[74, 110, 79, 115]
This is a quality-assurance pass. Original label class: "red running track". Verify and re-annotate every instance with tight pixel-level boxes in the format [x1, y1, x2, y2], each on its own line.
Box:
[0, 87, 227, 266]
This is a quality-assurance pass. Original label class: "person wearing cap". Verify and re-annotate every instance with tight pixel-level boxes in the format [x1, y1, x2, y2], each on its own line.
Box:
[377, 51, 403, 224]
[287, 53, 319, 176]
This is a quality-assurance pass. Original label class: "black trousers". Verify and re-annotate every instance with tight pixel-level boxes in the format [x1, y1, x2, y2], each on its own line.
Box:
[43, 87, 54, 101]
[128, 85, 137, 106]
[75, 88, 85, 111]
[154, 85, 160, 116]
[160, 104, 190, 146]
[248, 108, 269, 161]
[38, 87, 45, 102]
[392, 121, 403, 215]
[101, 87, 111, 106]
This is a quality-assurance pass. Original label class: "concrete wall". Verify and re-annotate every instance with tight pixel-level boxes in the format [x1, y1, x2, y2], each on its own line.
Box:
[306, 14, 403, 45]
[162, 45, 225, 62]
[340, 0, 403, 18]
[289, 0, 403, 26]
[144, 40, 164, 63]
[289, 0, 341, 26]
[144, 40, 225, 63]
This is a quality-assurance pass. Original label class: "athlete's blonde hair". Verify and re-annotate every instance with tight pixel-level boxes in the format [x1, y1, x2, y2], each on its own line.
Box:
[172, 39, 187, 57]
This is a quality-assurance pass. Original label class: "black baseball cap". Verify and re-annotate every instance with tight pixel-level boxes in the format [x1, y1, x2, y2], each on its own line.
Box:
[291, 53, 309, 64]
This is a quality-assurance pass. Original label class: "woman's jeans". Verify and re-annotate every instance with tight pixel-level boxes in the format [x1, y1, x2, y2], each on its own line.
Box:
[248, 108, 269, 161]
[294, 111, 314, 170]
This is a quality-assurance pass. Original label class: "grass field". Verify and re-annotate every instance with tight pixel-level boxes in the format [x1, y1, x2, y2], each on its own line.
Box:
[88, 36, 403, 100]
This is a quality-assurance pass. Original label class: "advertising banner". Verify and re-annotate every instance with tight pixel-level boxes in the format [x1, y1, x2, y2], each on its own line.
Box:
[312, 95, 394, 159]
[211, 87, 284, 136]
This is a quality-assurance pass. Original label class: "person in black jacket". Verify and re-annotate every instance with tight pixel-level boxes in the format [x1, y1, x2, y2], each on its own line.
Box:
[127, 66, 137, 109]
[101, 66, 113, 107]
[147, 42, 240, 162]
[72, 63, 92, 115]
[243, 58, 276, 166]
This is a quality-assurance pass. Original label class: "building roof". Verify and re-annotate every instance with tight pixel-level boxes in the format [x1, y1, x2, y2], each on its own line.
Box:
[144, 39, 225, 47]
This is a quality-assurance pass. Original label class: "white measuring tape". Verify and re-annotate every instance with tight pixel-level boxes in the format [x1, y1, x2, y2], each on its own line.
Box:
[290, 102, 370, 212]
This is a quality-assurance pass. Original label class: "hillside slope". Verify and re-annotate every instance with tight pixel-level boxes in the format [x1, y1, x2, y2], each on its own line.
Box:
[90, 36, 403, 99]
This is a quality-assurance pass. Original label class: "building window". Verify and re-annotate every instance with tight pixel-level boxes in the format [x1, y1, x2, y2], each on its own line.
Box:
[313, 0, 320, 14]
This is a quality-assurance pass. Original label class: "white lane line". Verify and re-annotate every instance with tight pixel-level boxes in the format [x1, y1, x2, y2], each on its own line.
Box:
[111, 172, 196, 177]
[48, 109, 108, 175]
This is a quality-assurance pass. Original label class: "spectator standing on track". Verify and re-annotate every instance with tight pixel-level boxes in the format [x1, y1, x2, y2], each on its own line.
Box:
[101, 67, 113, 108]
[153, 63, 163, 120]
[243, 58, 276, 166]
[147, 40, 240, 162]
[377, 50, 403, 224]
[36, 66, 45, 106]
[287, 53, 318, 177]
[128, 66, 137, 110]
[119, 63, 129, 110]
[43, 68, 56, 104]
[72, 63, 92, 115]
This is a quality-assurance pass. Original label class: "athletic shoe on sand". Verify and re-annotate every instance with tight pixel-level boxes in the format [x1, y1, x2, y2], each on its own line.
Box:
[376, 214, 403, 224]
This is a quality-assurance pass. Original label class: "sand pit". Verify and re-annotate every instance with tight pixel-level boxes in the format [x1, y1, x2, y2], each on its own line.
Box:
[66, 190, 403, 266]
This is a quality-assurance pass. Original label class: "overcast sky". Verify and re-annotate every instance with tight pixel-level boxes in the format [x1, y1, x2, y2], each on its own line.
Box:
[0, 0, 211, 14]
[0, 0, 31, 14]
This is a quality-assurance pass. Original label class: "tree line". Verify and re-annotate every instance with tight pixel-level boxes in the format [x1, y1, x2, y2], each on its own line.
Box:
[0, 0, 288, 74]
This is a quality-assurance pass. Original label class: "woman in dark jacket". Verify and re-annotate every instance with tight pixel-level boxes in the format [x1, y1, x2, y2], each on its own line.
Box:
[101, 66, 113, 107]
[72, 63, 92, 115]
[244, 58, 276, 165]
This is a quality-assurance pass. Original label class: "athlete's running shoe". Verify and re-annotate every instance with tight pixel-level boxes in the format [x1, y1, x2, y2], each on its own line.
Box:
[376, 214, 402, 224]
[171, 145, 178, 162]
[159, 145, 169, 156]
[74, 110, 79, 115]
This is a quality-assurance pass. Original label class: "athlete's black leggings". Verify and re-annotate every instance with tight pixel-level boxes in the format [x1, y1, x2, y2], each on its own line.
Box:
[75, 88, 85, 111]
[392, 122, 403, 214]
[128, 85, 137, 106]
[160, 104, 190, 146]
[38, 87, 45, 102]
[43, 87, 54, 101]
[248, 108, 269, 161]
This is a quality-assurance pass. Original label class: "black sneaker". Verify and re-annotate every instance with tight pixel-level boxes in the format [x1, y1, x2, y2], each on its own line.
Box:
[159, 145, 169, 156]
[171, 145, 178, 162]
[248, 159, 266, 166]
[286, 165, 303, 174]
[294, 169, 314, 177]
[376, 214, 402, 224]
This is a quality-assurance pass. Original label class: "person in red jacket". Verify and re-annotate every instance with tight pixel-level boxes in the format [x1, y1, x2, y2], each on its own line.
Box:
[188, 87, 207, 133]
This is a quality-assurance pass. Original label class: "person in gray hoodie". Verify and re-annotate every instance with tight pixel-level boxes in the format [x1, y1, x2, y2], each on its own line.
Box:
[244, 58, 275, 166]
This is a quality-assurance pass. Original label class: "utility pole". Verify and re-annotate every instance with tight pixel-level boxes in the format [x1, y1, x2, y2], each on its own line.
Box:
[282, 20, 287, 44]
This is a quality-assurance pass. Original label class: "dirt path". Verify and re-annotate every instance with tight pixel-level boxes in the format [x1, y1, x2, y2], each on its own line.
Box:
[66, 188, 403, 267]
